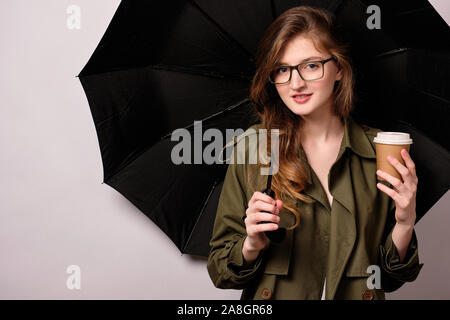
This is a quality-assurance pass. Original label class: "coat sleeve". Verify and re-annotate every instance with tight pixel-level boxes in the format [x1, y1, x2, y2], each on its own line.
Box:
[378, 198, 424, 292]
[206, 152, 265, 290]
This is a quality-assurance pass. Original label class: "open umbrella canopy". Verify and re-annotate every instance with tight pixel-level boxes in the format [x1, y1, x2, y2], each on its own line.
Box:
[78, 0, 449, 256]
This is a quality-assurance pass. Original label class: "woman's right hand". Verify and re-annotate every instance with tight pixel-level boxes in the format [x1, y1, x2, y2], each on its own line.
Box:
[242, 191, 283, 262]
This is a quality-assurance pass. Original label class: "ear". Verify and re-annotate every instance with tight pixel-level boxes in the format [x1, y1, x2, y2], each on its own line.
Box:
[335, 66, 343, 81]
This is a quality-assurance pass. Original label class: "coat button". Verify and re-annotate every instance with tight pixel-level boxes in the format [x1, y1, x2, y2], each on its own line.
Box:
[362, 289, 374, 300]
[261, 288, 272, 300]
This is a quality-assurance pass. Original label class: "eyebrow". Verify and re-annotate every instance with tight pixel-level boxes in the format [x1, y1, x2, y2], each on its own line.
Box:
[278, 56, 324, 65]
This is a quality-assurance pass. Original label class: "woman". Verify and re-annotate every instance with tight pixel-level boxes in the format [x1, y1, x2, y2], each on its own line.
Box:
[207, 6, 423, 300]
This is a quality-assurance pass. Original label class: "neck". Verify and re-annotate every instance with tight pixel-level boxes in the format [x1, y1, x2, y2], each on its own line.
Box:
[299, 105, 344, 146]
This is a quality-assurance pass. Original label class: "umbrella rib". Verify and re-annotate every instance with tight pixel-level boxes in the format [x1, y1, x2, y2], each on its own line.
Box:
[182, 178, 220, 253]
[188, 0, 254, 61]
[396, 6, 433, 17]
[151, 63, 252, 81]
[159, 98, 251, 141]
[371, 47, 410, 60]
[102, 97, 250, 182]
[270, 0, 276, 20]
[415, 88, 450, 104]
[328, 0, 344, 12]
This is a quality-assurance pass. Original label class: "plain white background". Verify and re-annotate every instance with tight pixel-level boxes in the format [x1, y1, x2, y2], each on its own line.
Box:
[1, 0, 449, 299]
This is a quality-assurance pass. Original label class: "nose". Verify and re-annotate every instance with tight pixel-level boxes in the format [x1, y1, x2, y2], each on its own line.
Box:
[289, 68, 306, 89]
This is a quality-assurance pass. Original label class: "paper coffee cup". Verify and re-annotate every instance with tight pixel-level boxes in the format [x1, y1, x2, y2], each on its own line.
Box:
[373, 132, 413, 182]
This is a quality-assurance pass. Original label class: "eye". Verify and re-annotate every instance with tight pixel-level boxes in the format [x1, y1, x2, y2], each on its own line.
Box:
[276, 67, 288, 74]
[305, 63, 319, 69]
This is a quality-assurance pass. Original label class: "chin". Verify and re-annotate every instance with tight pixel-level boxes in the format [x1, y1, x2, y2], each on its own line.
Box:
[286, 102, 316, 117]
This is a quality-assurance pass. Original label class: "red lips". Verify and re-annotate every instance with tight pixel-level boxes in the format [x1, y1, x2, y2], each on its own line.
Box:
[292, 93, 313, 103]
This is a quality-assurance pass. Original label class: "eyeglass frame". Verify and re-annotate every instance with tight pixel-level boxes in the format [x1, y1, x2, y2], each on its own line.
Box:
[268, 56, 337, 84]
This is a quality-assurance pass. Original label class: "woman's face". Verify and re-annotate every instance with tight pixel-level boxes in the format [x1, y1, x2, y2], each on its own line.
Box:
[274, 34, 342, 118]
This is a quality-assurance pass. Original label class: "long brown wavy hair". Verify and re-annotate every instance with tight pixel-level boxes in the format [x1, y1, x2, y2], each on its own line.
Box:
[247, 5, 355, 229]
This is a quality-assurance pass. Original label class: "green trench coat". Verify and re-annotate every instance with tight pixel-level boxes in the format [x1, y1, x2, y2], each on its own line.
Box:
[207, 116, 423, 300]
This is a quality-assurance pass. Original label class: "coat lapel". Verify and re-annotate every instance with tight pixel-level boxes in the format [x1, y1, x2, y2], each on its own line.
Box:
[326, 154, 357, 299]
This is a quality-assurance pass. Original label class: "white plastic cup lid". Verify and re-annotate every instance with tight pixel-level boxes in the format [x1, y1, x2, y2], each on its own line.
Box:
[373, 132, 413, 145]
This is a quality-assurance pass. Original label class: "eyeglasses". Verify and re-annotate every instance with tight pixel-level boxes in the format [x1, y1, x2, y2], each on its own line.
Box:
[269, 56, 337, 84]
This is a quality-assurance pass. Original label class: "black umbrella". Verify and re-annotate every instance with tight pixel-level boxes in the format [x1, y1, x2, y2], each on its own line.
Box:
[78, 0, 449, 257]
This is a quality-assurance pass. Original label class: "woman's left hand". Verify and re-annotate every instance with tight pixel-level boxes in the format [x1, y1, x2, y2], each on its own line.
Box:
[376, 148, 418, 227]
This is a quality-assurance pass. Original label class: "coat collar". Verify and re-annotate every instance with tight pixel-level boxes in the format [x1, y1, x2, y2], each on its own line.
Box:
[299, 115, 376, 186]
[343, 115, 377, 159]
